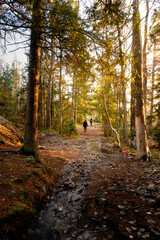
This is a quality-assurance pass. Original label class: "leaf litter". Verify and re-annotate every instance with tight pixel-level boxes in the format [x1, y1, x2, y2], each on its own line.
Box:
[0, 123, 160, 239]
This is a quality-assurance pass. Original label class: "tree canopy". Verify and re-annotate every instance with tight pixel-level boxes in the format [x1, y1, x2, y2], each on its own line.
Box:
[0, 0, 160, 159]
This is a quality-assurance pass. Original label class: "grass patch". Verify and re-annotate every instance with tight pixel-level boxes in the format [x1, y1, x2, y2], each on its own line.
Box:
[150, 149, 160, 159]
[44, 166, 52, 175]
[32, 170, 45, 182]
[8, 179, 14, 185]
[96, 187, 104, 197]
[25, 157, 36, 164]
[8, 178, 23, 185]
[20, 188, 28, 200]
[7, 204, 35, 217]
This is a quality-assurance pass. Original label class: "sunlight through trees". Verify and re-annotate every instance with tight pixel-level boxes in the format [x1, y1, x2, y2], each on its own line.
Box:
[0, 0, 160, 159]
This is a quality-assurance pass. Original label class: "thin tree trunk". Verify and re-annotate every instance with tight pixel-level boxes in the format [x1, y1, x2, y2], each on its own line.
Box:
[74, 82, 79, 124]
[70, 74, 75, 121]
[149, 39, 156, 133]
[38, 65, 42, 128]
[67, 85, 70, 119]
[132, 0, 150, 160]
[143, 0, 149, 113]
[116, 94, 121, 135]
[103, 92, 121, 148]
[106, 78, 110, 137]
[123, 87, 129, 144]
[42, 72, 46, 128]
[51, 40, 55, 126]
[130, 67, 136, 148]
[46, 60, 51, 130]
[117, 23, 129, 144]
[59, 49, 62, 134]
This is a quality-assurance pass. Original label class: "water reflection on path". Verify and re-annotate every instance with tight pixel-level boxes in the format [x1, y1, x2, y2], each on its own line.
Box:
[27, 137, 111, 240]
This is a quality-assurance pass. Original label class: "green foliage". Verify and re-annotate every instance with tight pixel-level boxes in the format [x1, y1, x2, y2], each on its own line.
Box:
[45, 166, 52, 175]
[62, 120, 78, 137]
[0, 62, 27, 119]
[20, 188, 28, 200]
[8, 178, 23, 185]
[25, 157, 36, 164]
[8, 179, 14, 185]
[96, 187, 104, 197]
[153, 122, 160, 147]
[150, 149, 159, 159]
[7, 204, 34, 217]
[0, 64, 13, 116]
[32, 170, 45, 182]
[20, 146, 41, 163]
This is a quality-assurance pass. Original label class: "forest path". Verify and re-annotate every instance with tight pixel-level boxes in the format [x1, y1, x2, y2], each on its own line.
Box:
[27, 124, 160, 240]
[1, 122, 160, 240]
[27, 123, 113, 239]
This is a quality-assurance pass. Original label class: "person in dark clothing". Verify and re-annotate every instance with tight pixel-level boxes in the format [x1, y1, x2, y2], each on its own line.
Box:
[83, 119, 88, 132]
[90, 118, 93, 126]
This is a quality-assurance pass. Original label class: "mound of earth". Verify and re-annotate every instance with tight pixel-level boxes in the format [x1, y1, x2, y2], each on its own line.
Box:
[0, 116, 23, 146]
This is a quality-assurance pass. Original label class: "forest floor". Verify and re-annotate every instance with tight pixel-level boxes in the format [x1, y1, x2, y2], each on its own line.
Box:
[0, 118, 160, 240]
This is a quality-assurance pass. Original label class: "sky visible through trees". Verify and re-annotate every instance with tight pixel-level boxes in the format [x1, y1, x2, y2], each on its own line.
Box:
[0, 2, 148, 62]
[0, 0, 160, 159]
[0, 1, 157, 65]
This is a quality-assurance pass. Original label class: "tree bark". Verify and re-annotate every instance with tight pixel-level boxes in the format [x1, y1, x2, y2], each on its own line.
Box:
[70, 74, 75, 121]
[117, 23, 129, 144]
[142, 0, 149, 113]
[59, 49, 62, 134]
[21, 0, 42, 161]
[103, 92, 121, 148]
[132, 0, 150, 160]
[130, 67, 136, 148]
[46, 63, 51, 130]
[38, 64, 43, 128]
[42, 72, 46, 129]
[51, 39, 55, 127]
[74, 81, 79, 124]
[123, 87, 129, 144]
[149, 39, 156, 133]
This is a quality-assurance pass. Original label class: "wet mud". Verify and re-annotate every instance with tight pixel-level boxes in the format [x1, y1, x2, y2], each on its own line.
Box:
[26, 136, 115, 240]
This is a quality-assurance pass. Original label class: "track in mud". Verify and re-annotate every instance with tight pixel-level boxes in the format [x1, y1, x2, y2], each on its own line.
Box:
[27, 126, 115, 240]
[24, 125, 160, 240]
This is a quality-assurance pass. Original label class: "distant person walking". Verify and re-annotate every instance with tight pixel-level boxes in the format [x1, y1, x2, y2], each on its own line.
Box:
[83, 119, 88, 132]
[90, 118, 93, 126]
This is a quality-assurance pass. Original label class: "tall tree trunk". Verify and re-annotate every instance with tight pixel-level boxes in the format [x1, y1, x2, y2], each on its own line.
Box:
[116, 93, 121, 135]
[59, 49, 62, 134]
[106, 77, 110, 138]
[46, 65, 51, 130]
[74, 83, 79, 124]
[130, 65, 136, 148]
[117, 23, 129, 144]
[38, 65, 42, 128]
[149, 39, 156, 134]
[70, 74, 75, 121]
[51, 40, 55, 126]
[103, 92, 121, 148]
[21, 0, 42, 161]
[132, 0, 150, 160]
[123, 87, 129, 144]
[67, 85, 70, 119]
[143, 0, 149, 113]
[42, 72, 46, 128]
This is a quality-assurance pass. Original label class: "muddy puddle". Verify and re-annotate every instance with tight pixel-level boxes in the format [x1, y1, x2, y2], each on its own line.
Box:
[26, 139, 112, 240]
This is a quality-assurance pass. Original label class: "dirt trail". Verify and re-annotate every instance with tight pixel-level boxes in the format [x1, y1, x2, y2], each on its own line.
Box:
[27, 124, 108, 239]
[27, 124, 160, 240]
[1, 124, 160, 240]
